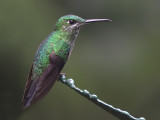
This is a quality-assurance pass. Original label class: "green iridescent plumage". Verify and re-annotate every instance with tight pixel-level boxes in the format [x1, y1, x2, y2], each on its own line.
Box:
[32, 15, 85, 78]
[22, 14, 111, 109]
[33, 31, 70, 77]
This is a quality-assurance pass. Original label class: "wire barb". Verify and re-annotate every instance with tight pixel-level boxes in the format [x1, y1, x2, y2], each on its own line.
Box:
[59, 74, 146, 120]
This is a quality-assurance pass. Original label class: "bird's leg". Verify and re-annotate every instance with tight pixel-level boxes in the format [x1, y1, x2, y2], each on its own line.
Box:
[58, 73, 66, 81]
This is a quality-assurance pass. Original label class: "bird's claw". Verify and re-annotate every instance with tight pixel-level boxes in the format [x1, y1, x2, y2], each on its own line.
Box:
[58, 73, 66, 81]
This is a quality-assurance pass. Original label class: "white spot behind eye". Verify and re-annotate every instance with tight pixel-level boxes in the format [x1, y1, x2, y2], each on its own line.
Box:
[67, 21, 70, 24]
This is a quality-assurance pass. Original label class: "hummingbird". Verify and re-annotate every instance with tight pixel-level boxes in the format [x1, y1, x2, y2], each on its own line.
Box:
[22, 14, 112, 109]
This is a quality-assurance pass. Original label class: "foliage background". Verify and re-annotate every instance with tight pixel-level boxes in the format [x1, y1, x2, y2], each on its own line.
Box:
[0, 0, 160, 120]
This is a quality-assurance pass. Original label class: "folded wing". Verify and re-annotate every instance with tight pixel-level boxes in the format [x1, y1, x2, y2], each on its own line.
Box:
[22, 51, 66, 109]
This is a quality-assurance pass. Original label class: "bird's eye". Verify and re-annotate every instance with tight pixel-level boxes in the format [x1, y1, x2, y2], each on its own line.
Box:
[68, 20, 76, 25]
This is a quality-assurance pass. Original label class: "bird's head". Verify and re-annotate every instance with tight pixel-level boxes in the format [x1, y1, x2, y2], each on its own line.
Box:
[54, 14, 112, 36]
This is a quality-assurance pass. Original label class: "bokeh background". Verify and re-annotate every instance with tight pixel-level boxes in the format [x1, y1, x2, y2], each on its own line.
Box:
[1, 0, 160, 120]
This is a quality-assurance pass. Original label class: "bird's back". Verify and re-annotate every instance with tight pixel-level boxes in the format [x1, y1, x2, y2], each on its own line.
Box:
[22, 31, 71, 108]
[32, 31, 71, 78]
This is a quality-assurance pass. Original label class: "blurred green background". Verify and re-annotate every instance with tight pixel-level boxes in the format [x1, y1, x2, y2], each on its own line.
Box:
[0, 0, 160, 120]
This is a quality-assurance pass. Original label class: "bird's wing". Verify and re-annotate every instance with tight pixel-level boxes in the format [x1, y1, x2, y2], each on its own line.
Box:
[22, 51, 66, 109]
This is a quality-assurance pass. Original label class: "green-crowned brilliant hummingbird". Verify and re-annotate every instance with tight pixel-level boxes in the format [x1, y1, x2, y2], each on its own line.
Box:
[22, 14, 112, 109]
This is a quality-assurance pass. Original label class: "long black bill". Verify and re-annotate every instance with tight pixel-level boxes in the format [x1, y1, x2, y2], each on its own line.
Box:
[85, 19, 112, 23]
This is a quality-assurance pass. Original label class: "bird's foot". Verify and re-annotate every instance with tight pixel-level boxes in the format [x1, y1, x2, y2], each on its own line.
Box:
[58, 73, 66, 82]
